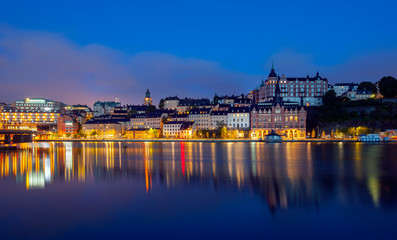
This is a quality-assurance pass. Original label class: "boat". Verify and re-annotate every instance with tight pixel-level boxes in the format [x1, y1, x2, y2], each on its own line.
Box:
[261, 131, 283, 143]
[357, 134, 382, 142]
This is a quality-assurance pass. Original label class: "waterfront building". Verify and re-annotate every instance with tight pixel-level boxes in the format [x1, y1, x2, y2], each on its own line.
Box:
[1, 98, 64, 131]
[143, 89, 153, 106]
[210, 111, 227, 130]
[180, 121, 195, 138]
[125, 128, 160, 139]
[82, 118, 123, 138]
[188, 107, 212, 130]
[332, 83, 358, 97]
[258, 66, 328, 106]
[163, 121, 184, 137]
[227, 107, 250, 130]
[57, 114, 79, 135]
[93, 99, 121, 117]
[250, 80, 307, 139]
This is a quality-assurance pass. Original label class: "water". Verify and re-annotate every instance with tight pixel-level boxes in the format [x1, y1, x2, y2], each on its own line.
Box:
[0, 141, 397, 239]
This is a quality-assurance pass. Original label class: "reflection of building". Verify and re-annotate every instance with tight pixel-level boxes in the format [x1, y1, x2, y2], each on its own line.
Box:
[1, 142, 395, 213]
[143, 89, 153, 106]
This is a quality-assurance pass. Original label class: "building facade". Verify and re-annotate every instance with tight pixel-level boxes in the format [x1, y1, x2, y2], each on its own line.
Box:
[163, 121, 184, 137]
[210, 111, 227, 130]
[227, 107, 250, 130]
[82, 119, 123, 138]
[258, 66, 328, 106]
[188, 108, 212, 130]
[57, 114, 79, 135]
[1, 98, 63, 131]
[93, 99, 121, 117]
[250, 80, 307, 139]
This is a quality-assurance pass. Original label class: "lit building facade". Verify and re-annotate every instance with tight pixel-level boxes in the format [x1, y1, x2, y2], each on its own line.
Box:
[82, 119, 123, 138]
[163, 121, 184, 137]
[57, 114, 79, 135]
[164, 96, 180, 110]
[1, 98, 63, 131]
[210, 111, 227, 130]
[188, 108, 212, 130]
[93, 99, 121, 117]
[250, 80, 307, 139]
[227, 107, 250, 130]
[258, 66, 328, 106]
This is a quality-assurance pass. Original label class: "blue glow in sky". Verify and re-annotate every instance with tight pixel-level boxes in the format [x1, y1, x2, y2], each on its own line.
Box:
[0, 0, 396, 105]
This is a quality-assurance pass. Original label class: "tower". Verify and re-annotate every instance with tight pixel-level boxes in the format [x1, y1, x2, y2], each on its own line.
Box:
[144, 89, 152, 106]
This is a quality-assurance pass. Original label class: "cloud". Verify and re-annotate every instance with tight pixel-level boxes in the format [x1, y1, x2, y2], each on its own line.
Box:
[0, 25, 254, 106]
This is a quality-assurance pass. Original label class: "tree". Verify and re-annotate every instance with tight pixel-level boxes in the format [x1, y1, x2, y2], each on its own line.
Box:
[321, 131, 325, 138]
[379, 76, 397, 98]
[127, 109, 138, 118]
[311, 129, 316, 138]
[358, 81, 377, 93]
[145, 105, 156, 114]
[215, 120, 226, 130]
[331, 130, 335, 138]
[322, 90, 338, 106]
[65, 133, 71, 138]
[213, 93, 219, 105]
[158, 98, 165, 109]
[90, 130, 98, 137]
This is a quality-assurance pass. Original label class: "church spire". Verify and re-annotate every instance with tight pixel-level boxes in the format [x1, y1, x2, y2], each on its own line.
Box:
[272, 60, 274, 70]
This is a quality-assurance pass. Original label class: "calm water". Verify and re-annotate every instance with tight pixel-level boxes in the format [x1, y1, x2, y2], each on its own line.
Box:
[0, 141, 397, 239]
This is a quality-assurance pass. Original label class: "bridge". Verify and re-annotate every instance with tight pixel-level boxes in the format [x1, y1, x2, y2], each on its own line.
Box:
[0, 130, 37, 144]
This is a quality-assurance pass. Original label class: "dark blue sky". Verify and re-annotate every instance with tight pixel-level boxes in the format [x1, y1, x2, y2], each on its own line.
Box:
[0, 0, 396, 105]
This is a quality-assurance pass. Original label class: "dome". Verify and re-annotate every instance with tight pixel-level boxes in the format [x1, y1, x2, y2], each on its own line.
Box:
[268, 68, 277, 78]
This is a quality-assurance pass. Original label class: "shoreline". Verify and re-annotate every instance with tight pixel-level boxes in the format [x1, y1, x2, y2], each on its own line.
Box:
[33, 139, 365, 143]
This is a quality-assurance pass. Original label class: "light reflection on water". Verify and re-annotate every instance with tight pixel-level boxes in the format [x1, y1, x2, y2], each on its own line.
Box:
[1, 141, 397, 239]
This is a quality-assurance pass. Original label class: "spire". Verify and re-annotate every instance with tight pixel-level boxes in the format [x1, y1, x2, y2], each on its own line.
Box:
[271, 60, 274, 70]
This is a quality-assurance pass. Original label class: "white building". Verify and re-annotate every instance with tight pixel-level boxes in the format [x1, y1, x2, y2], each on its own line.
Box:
[210, 111, 227, 130]
[164, 97, 180, 110]
[227, 107, 250, 129]
[332, 83, 358, 97]
[163, 121, 184, 137]
[188, 108, 212, 130]
[93, 99, 121, 117]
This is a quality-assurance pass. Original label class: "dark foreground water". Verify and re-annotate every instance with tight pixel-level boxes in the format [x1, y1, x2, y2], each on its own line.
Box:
[0, 142, 397, 239]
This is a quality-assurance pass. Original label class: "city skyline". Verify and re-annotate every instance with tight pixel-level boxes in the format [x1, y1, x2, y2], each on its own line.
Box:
[1, 1, 397, 105]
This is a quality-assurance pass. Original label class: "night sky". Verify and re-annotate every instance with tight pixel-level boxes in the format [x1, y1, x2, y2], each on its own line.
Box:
[0, 0, 396, 106]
